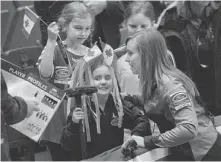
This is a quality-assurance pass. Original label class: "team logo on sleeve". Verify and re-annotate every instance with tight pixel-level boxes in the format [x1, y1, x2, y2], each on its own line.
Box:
[170, 91, 192, 111]
[172, 92, 187, 102]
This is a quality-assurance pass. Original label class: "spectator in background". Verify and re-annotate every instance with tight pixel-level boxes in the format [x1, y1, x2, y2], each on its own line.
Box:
[116, 2, 156, 95]
[1, 73, 39, 161]
[115, 1, 175, 95]
[158, 1, 221, 115]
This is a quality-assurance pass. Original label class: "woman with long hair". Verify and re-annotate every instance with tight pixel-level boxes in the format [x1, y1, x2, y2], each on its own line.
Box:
[123, 29, 221, 161]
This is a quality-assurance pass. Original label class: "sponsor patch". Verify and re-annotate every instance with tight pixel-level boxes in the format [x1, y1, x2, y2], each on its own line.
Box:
[170, 91, 192, 111]
[54, 66, 70, 84]
[111, 117, 119, 127]
[55, 67, 69, 78]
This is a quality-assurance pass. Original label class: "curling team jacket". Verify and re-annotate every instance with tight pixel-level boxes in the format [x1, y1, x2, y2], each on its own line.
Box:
[125, 74, 220, 161]
[60, 94, 151, 160]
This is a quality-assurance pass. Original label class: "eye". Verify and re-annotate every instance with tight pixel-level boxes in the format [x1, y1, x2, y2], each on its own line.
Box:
[129, 24, 137, 29]
[86, 27, 91, 30]
[94, 76, 101, 81]
[127, 51, 133, 56]
[74, 26, 83, 30]
[141, 25, 147, 29]
[105, 75, 111, 80]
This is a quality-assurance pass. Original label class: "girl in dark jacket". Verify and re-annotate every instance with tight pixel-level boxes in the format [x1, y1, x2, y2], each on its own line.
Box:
[60, 46, 151, 160]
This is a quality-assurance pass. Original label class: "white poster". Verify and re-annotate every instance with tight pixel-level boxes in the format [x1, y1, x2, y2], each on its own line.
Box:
[1, 58, 65, 142]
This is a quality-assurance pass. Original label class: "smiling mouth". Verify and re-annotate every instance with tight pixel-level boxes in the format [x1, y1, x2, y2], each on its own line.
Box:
[99, 87, 108, 90]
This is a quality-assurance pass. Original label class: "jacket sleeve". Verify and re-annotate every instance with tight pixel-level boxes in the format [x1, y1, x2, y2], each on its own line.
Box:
[1, 73, 28, 125]
[124, 94, 144, 107]
[60, 115, 82, 152]
[145, 84, 198, 148]
[36, 46, 55, 80]
[122, 99, 152, 137]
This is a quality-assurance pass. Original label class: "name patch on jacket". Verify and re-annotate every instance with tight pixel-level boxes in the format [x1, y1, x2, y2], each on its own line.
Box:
[170, 91, 192, 111]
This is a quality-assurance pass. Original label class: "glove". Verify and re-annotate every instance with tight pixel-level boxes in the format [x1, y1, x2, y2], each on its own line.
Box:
[121, 139, 138, 158]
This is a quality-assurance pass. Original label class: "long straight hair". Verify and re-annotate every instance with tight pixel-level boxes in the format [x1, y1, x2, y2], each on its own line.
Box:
[126, 29, 199, 102]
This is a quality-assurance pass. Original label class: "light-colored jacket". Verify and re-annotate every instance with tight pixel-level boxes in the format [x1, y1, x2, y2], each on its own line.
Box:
[144, 75, 218, 160]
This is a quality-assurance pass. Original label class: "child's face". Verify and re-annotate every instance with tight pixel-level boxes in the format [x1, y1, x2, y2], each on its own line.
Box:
[92, 65, 113, 96]
[126, 13, 153, 36]
[66, 16, 92, 45]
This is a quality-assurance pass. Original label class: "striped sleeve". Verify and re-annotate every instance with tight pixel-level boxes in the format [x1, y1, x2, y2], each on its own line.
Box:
[36, 47, 46, 68]
[36, 47, 54, 80]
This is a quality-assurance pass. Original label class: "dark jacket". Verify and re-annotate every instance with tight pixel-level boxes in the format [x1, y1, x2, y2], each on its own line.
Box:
[60, 94, 151, 160]
[212, 4, 221, 115]
[158, 1, 221, 115]
[1, 73, 28, 161]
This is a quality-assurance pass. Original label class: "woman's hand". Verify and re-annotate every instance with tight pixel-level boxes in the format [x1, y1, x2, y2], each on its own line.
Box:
[47, 22, 60, 42]
[72, 107, 84, 123]
[131, 135, 145, 148]
[122, 135, 145, 149]
[25, 99, 40, 118]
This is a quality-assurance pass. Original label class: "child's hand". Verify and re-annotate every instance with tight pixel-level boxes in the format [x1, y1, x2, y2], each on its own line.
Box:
[47, 22, 59, 42]
[72, 107, 84, 123]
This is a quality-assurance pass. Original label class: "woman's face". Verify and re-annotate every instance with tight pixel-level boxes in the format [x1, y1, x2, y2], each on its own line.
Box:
[126, 13, 153, 36]
[92, 65, 113, 96]
[125, 39, 142, 76]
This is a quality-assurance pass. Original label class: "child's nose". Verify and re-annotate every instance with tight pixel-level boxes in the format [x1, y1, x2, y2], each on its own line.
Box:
[81, 31, 86, 36]
[100, 78, 107, 85]
[80, 30, 88, 36]
[137, 27, 143, 32]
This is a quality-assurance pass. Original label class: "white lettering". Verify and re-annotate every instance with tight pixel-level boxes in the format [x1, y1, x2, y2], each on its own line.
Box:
[27, 76, 47, 91]
[9, 68, 25, 78]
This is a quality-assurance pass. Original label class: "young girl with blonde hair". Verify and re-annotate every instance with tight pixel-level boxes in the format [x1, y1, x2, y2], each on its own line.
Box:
[36, 2, 94, 160]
